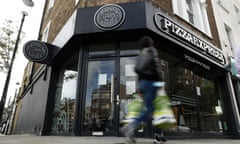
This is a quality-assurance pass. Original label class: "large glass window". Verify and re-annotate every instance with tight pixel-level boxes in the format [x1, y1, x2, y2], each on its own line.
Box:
[168, 65, 198, 131]
[118, 41, 226, 133]
[51, 53, 79, 134]
[195, 75, 224, 132]
[166, 60, 226, 133]
[119, 57, 138, 123]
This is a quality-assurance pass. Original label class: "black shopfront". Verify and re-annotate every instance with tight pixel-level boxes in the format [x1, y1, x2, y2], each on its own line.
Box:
[20, 1, 240, 138]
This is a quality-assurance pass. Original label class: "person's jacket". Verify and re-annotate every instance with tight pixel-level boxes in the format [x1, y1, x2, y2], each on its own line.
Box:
[135, 47, 163, 81]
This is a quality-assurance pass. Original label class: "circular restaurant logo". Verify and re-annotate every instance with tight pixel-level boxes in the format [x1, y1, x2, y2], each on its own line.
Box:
[23, 41, 48, 62]
[94, 4, 126, 30]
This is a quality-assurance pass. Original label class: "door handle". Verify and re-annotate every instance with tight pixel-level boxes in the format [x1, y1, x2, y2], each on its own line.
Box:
[114, 94, 120, 105]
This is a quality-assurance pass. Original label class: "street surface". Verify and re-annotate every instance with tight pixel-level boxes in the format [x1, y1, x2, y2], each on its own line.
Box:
[0, 135, 240, 144]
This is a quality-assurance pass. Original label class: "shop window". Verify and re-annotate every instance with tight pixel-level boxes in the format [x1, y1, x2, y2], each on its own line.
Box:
[172, 0, 211, 36]
[89, 43, 115, 56]
[119, 57, 138, 123]
[51, 53, 79, 134]
[167, 63, 226, 132]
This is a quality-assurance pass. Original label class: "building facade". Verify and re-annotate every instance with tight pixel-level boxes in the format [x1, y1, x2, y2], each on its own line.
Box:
[211, 0, 240, 129]
[13, 0, 240, 138]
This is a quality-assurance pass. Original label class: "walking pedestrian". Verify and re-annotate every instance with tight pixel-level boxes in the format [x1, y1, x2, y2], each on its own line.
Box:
[120, 36, 167, 144]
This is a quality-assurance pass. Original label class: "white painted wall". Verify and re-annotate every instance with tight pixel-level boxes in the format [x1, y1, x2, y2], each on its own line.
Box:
[212, 0, 240, 62]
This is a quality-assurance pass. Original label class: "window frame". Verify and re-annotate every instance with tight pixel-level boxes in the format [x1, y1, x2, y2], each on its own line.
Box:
[48, 0, 55, 10]
[75, 0, 80, 5]
[172, 0, 211, 36]
[234, 5, 240, 23]
[42, 21, 51, 42]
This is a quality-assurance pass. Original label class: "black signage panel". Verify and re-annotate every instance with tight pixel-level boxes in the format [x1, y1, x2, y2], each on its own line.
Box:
[154, 12, 226, 66]
[23, 40, 59, 65]
[75, 2, 147, 34]
[73, 2, 226, 69]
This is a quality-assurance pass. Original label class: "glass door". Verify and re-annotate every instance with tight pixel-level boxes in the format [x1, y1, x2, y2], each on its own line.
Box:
[82, 59, 118, 135]
[119, 57, 142, 133]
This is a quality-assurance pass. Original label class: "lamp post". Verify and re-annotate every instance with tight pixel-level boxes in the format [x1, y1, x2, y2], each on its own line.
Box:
[0, 1, 34, 123]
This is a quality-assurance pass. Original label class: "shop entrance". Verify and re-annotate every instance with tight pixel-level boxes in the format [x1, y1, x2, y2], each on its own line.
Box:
[82, 57, 141, 136]
[79, 41, 227, 136]
[82, 58, 119, 135]
[80, 41, 140, 136]
[50, 41, 227, 137]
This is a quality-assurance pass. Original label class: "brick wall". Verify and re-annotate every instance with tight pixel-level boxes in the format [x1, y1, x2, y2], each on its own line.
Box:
[41, 0, 76, 43]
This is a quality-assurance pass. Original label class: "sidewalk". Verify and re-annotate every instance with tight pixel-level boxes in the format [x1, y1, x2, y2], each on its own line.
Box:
[0, 135, 240, 144]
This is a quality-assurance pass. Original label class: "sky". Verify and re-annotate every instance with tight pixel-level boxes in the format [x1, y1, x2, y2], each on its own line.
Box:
[0, 0, 45, 106]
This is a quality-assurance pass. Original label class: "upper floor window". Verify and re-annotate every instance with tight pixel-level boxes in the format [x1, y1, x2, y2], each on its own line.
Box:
[234, 5, 240, 23]
[42, 21, 51, 42]
[48, 0, 55, 10]
[172, 0, 211, 36]
[45, 0, 55, 17]
[75, 0, 79, 5]
[224, 24, 235, 54]
[26, 62, 33, 78]
[217, 0, 230, 13]
[186, 0, 194, 24]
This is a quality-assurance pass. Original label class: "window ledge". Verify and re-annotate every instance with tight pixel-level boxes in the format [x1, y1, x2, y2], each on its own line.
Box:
[173, 14, 213, 39]
[217, 0, 230, 13]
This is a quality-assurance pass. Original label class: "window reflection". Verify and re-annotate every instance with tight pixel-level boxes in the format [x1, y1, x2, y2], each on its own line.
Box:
[83, 60, 115, 132]
[167, 64, 226, 133]
[51, 55, 78, 134]
[195, 75, 225, 132]
[89, 44, 115, 56]
[119, 57, 138, 123]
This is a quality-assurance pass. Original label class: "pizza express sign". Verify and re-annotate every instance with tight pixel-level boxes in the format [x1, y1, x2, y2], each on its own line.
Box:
[23, 40, 59, 65]
[154, 12, 226, 66]
[94, 4, 125, 30]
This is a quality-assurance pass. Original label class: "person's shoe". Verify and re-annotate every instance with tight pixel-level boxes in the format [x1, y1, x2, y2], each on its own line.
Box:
[153, 138, 168, 144]
[153, 133, 168, 144]
[126, 136, 136, 144]
[120, 123, 136, 144]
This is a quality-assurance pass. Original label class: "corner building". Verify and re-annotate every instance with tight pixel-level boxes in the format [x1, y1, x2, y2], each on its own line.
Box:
[15, 0, 240, 138]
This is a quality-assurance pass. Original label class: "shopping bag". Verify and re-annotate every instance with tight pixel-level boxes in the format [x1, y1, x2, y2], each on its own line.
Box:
[152, 87, 176, 129]
[121, 93, 145, 124]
